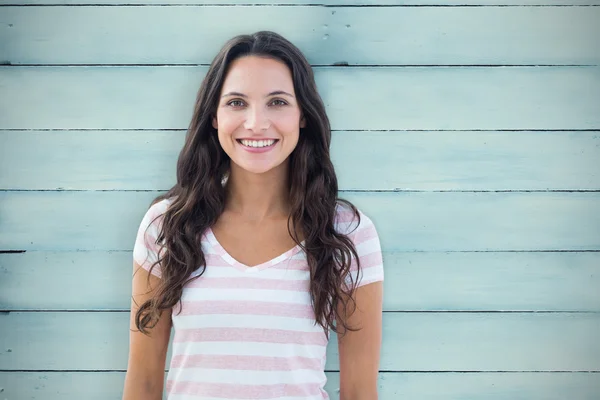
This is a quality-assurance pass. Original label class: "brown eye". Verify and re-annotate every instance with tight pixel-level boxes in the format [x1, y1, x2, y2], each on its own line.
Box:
[228, 100, 245, 107]
[271, 99, 287, 106]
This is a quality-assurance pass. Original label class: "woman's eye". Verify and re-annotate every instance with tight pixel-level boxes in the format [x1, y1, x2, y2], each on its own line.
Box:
[228, 100, 245, 107]
[271, 99, 287, 106]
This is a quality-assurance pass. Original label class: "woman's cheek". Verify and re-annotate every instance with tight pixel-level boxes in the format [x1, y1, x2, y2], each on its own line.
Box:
[220, 116, 241, 134]
[274, 112, 302, 132]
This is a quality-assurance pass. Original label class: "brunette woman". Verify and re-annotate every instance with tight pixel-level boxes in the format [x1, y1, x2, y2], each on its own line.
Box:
[123, 31, 384, 400]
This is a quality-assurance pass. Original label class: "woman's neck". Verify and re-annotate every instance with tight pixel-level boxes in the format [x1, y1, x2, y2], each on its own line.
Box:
[223, 162, 291, 222]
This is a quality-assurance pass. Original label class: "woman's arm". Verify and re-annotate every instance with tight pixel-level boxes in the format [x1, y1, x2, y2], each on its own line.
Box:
[122, 262, 172, 400]
[336, 281, 384, 400]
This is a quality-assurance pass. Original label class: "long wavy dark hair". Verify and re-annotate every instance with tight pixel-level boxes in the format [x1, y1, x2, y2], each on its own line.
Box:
[135, 31, 363, 339]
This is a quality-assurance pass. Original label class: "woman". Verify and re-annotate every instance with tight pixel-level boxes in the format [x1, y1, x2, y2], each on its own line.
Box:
[123, 31, 384, 400]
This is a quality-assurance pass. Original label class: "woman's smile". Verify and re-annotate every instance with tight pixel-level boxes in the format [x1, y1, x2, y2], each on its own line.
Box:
[237, 138, 279, 150]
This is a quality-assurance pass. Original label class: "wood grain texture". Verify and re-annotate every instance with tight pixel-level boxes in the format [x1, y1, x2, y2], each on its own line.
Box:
[1, 251, 599, 312]
[1, 312, 599, 371]
[1, 191, 599, 252]
[1, 1, 598, 399]
[1, 67, 599, 130]
[0, 371, 599, 400]
[3, 0, 600, 6]
[3, 6, 599, 65]
[2, 130, 600, 191]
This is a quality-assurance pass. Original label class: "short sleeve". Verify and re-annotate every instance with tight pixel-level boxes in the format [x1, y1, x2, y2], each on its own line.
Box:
[132, 199, 170, 278]
[336, 206, 384, 290]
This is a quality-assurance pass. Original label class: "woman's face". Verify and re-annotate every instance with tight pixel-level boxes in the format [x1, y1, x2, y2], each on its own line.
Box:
[213, 56, 306, 175]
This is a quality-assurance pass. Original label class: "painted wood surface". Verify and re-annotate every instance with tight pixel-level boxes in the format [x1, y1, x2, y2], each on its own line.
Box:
[2, 130, 600, 191]
[4, 0, 600, 5]
[3, 6, 600, 65]
[1, 191, 599, 252]
[1, 311, 599, 371]
[1, 371, 599, 400]
[1, 1, 599, 399]
[2, 251, 599, 312]
[2, 66, 599, 130]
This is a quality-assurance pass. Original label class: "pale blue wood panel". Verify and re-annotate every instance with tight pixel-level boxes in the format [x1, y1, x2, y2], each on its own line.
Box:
[1, 372, 599, 400]
[1, 67, 599, 130]
[2, 251, 599, 311]
[1, 191, 599, 252]
[5, 0, 600, 5]
[3, 130, 600, 191]
[1, 312, 599, 370]
[3, 7, 599, 65]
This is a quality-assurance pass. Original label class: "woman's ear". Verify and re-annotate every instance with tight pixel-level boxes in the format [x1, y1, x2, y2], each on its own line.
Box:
[300, 116, 307, 128]
[212, 115, 218, 130]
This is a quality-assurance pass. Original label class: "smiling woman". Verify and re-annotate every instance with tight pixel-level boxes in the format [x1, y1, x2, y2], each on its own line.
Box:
[213, 56, 305, 174]
[122, 31, 384, 400]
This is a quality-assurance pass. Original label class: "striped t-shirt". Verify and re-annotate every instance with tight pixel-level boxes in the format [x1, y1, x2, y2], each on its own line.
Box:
[133, 198, 384, 400]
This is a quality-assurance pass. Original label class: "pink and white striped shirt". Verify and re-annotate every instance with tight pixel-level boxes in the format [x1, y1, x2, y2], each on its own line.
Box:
[133, 198, 384, 400]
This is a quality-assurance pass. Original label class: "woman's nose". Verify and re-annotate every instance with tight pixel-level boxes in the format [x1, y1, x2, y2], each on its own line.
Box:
[243, 107, 270, 132]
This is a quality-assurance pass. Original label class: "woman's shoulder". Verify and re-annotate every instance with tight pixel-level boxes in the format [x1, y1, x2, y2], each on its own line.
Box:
[146, 197, 172, 216]
[139, 197, 175, 231]
[147, 197, 173, 214]
[334, 200, 376, 237]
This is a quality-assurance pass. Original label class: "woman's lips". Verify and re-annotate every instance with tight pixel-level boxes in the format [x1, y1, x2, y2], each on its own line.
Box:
[236, 139, 279, 153]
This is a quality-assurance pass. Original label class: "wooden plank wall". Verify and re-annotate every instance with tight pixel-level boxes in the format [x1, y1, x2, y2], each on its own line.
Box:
[1, 1, 599, 399]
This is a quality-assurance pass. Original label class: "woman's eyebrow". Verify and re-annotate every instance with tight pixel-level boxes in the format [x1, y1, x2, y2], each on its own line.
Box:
[221, 91, 295, 98]
[267, 90, 294, 98]
[221, 91, 247, 98]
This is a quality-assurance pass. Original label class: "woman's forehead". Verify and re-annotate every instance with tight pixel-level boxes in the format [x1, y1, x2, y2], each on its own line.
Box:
[221, 56, 295, 95]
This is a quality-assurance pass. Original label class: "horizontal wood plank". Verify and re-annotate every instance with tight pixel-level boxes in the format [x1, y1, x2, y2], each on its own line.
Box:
[1, 67, 599, 130]
[2, 130, 600, 191]
[1, 251, 599, 312]
[1, 191, 599, 252]
[1, 312, 599, 371]
[4, 0, 600, 5]
[3, 6, 599, 65]
[0, 371, 599, 400]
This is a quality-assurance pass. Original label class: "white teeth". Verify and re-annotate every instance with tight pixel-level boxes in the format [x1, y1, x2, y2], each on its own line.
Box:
[240, 139, 276, 148]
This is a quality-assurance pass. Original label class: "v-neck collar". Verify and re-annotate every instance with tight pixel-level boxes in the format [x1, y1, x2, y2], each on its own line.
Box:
[205, 227, 305, 273]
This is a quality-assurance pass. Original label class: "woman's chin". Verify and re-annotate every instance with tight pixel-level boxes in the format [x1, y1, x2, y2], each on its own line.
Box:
[232, 160, 286, 176]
